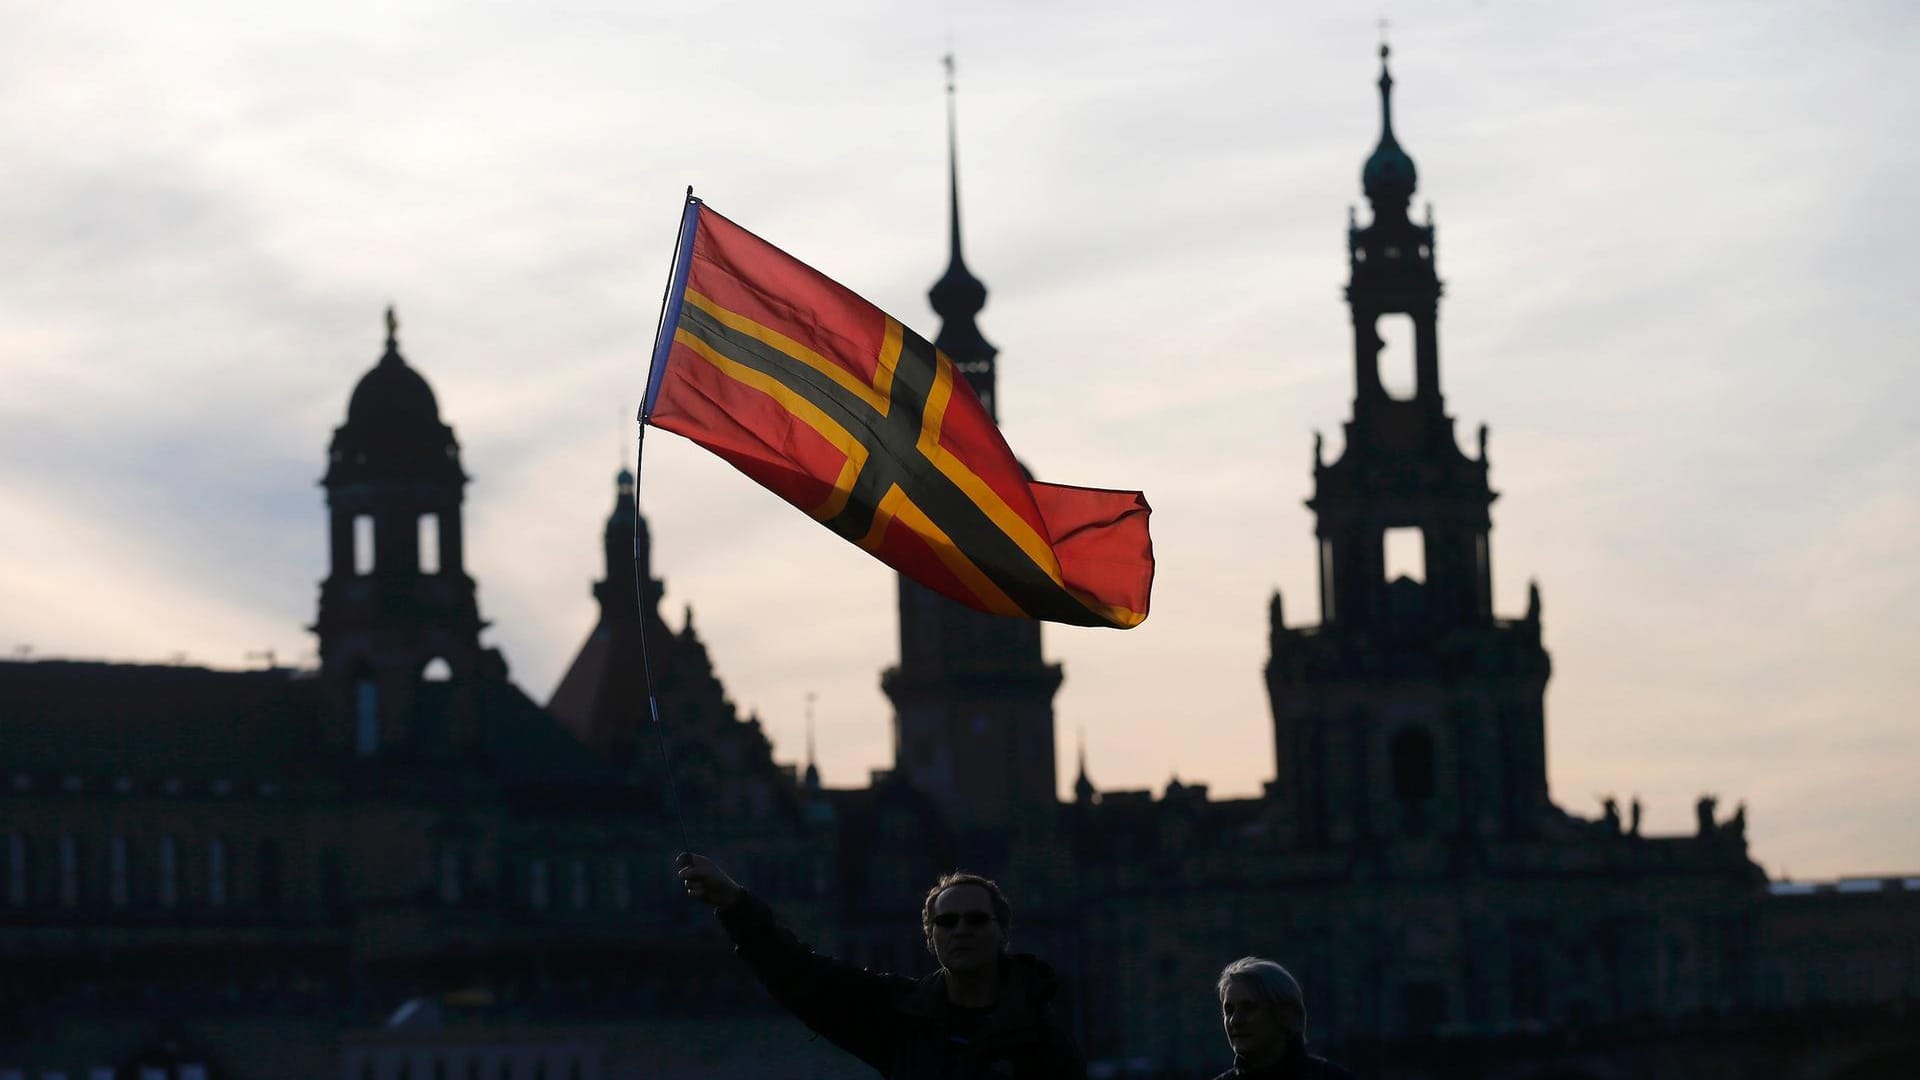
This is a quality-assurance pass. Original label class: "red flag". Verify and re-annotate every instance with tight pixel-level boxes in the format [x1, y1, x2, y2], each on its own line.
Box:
[643, 200, 1152, 629]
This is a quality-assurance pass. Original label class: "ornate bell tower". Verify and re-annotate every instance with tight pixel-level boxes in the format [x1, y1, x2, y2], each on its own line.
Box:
[315, 308, 487, 759]
[1266, 48, 1553, 849]
[881, 60, 1063, 847]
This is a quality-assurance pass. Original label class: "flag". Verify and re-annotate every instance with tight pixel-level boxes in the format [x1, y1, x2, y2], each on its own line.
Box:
[642, 198, 1153, 629]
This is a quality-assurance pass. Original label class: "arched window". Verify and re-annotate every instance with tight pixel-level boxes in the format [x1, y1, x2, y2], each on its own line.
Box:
[422, 657, 452, 683]
[419, 514, 441, 574]
[1376, 313, 1417, 400]
[1391, 728, 1436, 835]
[355, 675, 380, 756]
[354, 514, 376, 575]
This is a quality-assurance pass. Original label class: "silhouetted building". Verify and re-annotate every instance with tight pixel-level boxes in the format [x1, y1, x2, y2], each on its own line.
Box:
[4, 48, 1917, 1080]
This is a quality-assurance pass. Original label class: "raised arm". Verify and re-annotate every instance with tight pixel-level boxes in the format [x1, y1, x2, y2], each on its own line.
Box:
[677, 852, 904, 1068]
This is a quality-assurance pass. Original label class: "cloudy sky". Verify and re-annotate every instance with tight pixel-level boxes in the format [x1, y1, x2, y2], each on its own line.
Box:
[2, 1, 1913, 879]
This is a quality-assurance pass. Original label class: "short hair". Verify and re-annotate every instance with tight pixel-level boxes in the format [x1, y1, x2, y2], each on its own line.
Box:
[920, 871, 1012, 953]
[1217, 957, 1306, 1032]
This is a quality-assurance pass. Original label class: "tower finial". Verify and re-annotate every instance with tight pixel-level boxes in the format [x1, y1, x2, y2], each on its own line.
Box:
[384, 304, 399, 354]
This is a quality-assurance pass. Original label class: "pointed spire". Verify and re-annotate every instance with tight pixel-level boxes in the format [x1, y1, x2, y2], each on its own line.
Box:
[944, 53, 967, 275]
[803, 691, 821, 792]
[928, 52, 999, 416]
[1074, 726, 1095, 803]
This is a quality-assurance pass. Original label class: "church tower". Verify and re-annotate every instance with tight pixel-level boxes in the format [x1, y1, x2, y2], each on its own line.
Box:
[1266, 49, 1553, 848]
[880, 61, 1064, 846]
[315, 308, 489, 759]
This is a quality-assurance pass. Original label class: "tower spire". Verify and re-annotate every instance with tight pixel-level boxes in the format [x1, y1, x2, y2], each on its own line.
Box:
[928, 52, 999, 417]
[945, 53, 964, 269]
[1362, 42, 1418, 212]
[803, 691, 821, 791]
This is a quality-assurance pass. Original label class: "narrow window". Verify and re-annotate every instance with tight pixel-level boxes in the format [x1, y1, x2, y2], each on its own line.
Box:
[1475, 534, 1491, 616]
[158, 835, 179, 908]
[354, 514, 376, 575]
[322, 849, 346, 910]
[257, 838, 282, 907]
[5, 832, 26, 906]
[58, 833, 79, 907]
[610, 858, 632, 911]
[1392, 728, 1437, 837]
[528, 859, 549, 911]
[1319, 539, 1337, 620]
[1384, 527, 1426, 584]
[355, 677, 380, 756]
[419, 514, 441, 574]
[1376, 313, 1417, 400]
[422, 658, 452, 683]
[439, 849, 463, 905]
[110, 836, 129, 907]
[208, 838, 228, 908]
[570, 859, 590, 910]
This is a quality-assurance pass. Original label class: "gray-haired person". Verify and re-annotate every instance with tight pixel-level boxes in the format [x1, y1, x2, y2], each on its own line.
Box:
[1212, 957, 1352, 1079]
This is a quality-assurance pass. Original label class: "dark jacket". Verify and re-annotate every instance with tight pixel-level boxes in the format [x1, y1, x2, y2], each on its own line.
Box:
[1210, 1039, 1353, 1080]
[718, 892, 1086, 1080]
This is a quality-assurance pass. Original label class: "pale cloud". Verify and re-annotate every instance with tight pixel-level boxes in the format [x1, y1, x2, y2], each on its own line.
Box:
[1, 0, 1914, 878]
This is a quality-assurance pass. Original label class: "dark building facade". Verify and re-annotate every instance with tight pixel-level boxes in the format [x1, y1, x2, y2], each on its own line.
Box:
[4, 49, 1918, 1080]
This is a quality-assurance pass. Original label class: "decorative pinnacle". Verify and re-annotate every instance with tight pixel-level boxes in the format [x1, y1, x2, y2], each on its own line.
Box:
[384, 304, 399, 353]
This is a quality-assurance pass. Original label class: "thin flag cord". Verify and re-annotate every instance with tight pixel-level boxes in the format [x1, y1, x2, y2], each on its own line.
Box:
[632, 419, 691, 858]
[634, 187, 699, 859]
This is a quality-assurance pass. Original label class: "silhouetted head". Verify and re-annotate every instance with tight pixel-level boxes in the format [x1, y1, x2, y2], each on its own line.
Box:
[921, 871, 1011, 975]
[1217, 956, 1306, 1067]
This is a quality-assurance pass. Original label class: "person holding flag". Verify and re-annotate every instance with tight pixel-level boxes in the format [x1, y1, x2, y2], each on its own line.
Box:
[678, 852, 1087, 1079]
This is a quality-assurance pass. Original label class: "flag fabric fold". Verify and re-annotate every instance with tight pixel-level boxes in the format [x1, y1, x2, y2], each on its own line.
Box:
[643, 198, 1153, 629]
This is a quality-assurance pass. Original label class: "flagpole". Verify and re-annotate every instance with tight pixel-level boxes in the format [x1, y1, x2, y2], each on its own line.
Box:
[634, 187, 700, 859]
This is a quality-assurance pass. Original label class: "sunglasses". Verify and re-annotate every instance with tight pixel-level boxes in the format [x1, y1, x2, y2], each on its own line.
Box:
[931, 911, 996, 930]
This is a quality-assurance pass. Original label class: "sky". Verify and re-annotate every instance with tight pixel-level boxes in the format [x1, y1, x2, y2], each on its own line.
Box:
[1, 1, 1914, 880]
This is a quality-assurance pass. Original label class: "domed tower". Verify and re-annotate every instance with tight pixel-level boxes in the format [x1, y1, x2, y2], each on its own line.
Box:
[548, 466, 662, 763]
[1266, 49, 1552, 850]
[315, 308, 486, 759]
[881, 59, 1063, 849]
